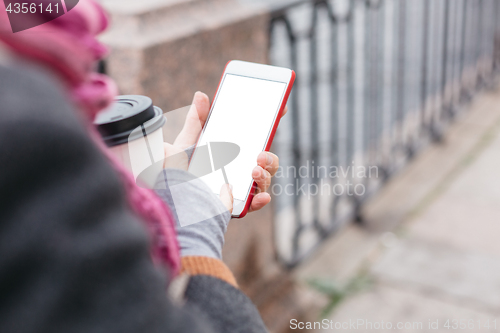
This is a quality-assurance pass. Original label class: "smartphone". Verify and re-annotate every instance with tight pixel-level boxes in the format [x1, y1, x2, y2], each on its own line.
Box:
[188, 60, 295, 218]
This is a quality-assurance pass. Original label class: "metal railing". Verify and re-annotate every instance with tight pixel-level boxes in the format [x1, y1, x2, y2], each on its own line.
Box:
[269, 0, 500, 267]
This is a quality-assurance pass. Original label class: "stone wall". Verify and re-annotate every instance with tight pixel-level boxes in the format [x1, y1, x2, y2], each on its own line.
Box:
[99, 0, 269, 111]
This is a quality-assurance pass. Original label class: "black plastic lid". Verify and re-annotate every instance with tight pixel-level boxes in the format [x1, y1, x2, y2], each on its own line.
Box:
[94, 95, 166, 147]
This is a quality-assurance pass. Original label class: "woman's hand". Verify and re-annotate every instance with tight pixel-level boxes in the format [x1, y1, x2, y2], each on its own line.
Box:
[165, 91, 287, 214]
[250, 151, 280, 212]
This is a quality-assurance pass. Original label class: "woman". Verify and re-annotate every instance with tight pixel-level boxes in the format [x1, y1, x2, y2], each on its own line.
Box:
[0, 1, 282, 332]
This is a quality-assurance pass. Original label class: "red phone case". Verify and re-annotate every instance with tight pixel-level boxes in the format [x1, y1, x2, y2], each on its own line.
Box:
[192, 61, 296, 219]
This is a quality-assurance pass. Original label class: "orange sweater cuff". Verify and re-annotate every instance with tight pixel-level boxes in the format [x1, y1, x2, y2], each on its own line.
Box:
[181, 256, 238, 288]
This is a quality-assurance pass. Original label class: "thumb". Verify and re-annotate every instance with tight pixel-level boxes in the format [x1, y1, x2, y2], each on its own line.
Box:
[219, 184, 233, 213]
[174, 92, 210, 149]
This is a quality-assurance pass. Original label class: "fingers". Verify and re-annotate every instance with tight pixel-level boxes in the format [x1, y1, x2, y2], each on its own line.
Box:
[257, 151, 279, 177]
[249, 152, 279, 212]
[249, 192, 271, 212]
[252, 165, 272, 193]
[281, 105, 288, 118]
[219, 184, 233, 213]
[174, 91, 210, 149]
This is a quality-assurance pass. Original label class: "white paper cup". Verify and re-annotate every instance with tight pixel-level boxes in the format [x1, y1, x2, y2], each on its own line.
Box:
[95, 95, 166, 188]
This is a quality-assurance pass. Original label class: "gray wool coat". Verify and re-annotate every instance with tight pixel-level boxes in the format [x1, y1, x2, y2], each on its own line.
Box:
[0, 64, 267, 333]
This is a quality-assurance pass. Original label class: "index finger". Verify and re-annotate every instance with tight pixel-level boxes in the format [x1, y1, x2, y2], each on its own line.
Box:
[257, 152, 279, 177]
[281, 105, 288, 118]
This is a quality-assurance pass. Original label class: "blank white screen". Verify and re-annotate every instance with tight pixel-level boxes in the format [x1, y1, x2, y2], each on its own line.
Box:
[190, 74, 286, 200]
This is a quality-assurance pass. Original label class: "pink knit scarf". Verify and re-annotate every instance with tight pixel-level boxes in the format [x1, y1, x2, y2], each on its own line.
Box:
[0, 0, 181, 276]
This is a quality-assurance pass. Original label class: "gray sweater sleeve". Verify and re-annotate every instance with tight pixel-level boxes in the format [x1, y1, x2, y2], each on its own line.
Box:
[154, 168, 231, 259]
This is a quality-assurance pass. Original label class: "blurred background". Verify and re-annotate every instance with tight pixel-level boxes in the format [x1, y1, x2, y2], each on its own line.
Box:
[97, 0, 500, 331]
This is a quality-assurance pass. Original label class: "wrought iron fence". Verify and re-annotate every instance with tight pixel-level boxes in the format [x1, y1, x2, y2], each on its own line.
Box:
[269, 0, 500, 267]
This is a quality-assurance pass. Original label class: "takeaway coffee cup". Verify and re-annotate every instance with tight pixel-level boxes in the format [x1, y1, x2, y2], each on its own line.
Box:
[95, 95, 166, 188]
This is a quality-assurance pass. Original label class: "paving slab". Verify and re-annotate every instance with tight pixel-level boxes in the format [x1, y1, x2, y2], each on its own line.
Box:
[409, 126, 500, 257]
[372, 237, 500, 312]
[321, 286, 497, 333]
